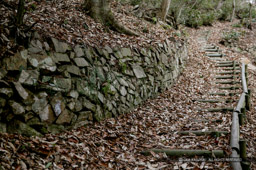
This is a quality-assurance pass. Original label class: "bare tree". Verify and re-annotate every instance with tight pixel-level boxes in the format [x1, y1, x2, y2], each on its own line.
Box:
[159, 0, 171, 21]
[231, 0, 236, 22]
[216, 0, 226, 10]
[84, 0, 138, 36]
[248, 2, 253, 29]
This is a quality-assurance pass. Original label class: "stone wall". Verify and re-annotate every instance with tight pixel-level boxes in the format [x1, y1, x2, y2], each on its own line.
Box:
[0, 36, 188, 136]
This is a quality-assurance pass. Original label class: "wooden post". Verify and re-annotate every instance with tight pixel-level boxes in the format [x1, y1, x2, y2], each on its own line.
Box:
[238, 113, 244, 126]
[245, 64, 248, 85]
[239, 139, 246, 160]
[239, 139, 251, 170]
[245, 89, 251, 111]
[241, 107, 246, 122]
[241, 161, 251, 170]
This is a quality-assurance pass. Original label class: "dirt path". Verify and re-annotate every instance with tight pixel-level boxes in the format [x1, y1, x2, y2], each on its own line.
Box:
[0, 22, 255, 170]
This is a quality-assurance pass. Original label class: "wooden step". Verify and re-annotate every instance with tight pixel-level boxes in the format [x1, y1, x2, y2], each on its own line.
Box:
[216, 76, 239, 79]
[141, 149, 224, 157]
[178, 131, 229, 136]
[216, 81, 240, 84]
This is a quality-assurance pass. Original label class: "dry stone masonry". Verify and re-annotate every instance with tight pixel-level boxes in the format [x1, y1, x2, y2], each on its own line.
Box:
[0, 35, 188, 136]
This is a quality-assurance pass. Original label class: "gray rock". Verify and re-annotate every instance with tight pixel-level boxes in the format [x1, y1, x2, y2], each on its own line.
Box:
[54, 53, 70, 63]
[29, 54, 56, 72]
[67, 101, 75, 111]
[74, 58, 89, 67]
[47, 124, 65, 134]
[140, 48, 147, 56]
[0, 98, 6, 107]
[94, 105, 104, 122]
[121, 48, 132, 57]
[82, 98, 96, 112]
[96, 67, 105, 81]
[56, 109, 74, 125]
[0, 68, 7, 79]
[13, 82, 29, 100]
[42, 76, 52, 83]
[67, 90, 79, 99]
[7, 120, 42, 137]
[53, 77, 72, 92]
[39, 104, 56, 124]
[66, 65, 81, 76]
[38, 92, 48, 99]
[3, 52, 27, 71]
[148, 75, 154, 86]
[28, 47, 42, 54]
[84, 47, 93, 63]
[73, 120, 90, 129]
[23, 112, 34, 122]
[160, 53, 168, 65]
[25, 117, 43, 126]
[18, 70, 39, 86]
[97, 92, 104, 103]
[128, 82, 136, 91]
[20, 50, 29, 60]
[120, 86, 127, 96]
[32, 98, 48, 114]
[51, 38, 70, 53]
[127, 94, 134, 103]
[28, 58, 39, 68]
[132, 65, 147, 79]
[102, 50, 109, 59]
[164, 72, 173, 81]
[9, 101, 25, 115]
[44, 42, 50, 51]
[51, 93, 65, 117]
[117, 77, 129, 87]
[109, 85, 117, 94]
[120, 96, 126, 103]
[0, 88, 13, 98]
[0, 123, 6, 133]
[77, 111, 93, 122]
[104, 46, 113, 53]
[123, 69, 134, 76]
[114, 51, 123, 58]
[106, 101, 113, 111]
[74, 45, 84, 57]
[75, 99, 83, 112]
[128, 89, 135, 95]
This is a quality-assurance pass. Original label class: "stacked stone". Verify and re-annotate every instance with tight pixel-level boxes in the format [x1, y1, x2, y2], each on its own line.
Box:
[0, 35, 188, 136]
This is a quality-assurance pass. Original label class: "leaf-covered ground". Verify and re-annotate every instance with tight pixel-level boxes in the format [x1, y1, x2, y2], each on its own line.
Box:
[0, 0, 174, 49]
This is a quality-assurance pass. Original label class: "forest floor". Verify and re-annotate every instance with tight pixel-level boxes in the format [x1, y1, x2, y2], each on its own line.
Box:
[1, 0, 256, 169]
[0, 20, 255, 169]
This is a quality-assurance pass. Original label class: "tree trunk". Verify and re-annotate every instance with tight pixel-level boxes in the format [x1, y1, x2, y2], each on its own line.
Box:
[231, 0, 236, 22]
[248, 3, 252, 30]
[216, 0, 225, 10]
[159, 0, 171, 21]
[84, 0, 138, 36]
[16, 0, 25, 26]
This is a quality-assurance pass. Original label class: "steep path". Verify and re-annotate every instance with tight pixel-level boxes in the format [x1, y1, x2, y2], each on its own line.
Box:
[0, 22, 255, 169]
